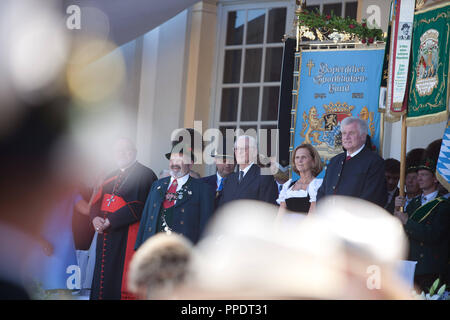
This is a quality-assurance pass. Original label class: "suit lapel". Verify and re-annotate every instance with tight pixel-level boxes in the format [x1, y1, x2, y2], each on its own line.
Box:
[154, 177, 170, 207]
[224, 172, 240, 199]
[237, 164, 258, 192]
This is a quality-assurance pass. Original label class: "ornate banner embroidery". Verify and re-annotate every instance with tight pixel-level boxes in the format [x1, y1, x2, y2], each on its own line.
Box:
[406, 2, 449, 126]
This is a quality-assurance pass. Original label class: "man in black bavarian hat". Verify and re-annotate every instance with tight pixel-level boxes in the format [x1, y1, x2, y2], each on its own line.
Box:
[135, 143, 214, 249]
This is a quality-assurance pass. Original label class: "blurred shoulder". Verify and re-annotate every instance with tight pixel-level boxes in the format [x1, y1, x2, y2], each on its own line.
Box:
[136, 162, 157, 175]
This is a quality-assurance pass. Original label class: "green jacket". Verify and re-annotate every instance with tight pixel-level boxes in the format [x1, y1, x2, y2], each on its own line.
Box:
[404, 195, 450, 276]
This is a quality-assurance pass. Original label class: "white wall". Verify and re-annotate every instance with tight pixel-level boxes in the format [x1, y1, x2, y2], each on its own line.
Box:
[384, 120, 447, 160]
[136, 10, 191, 176]
[123, 0, 447, 177]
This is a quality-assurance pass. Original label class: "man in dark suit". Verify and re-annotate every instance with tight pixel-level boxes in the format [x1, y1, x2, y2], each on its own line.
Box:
[316, 117, 387, 207]
[202, 150, 235, 209]
[218, 135, 279, 207]
[384, 158, 400, 214]
[135, 145, 215, 247]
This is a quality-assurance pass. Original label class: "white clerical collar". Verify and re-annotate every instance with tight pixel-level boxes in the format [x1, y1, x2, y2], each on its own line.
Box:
[421, 190, 439, 205]
[239, 162, 254, 177]
[347, 144, 365, 158]
[170, 173, 190, 189]
[120, 160, 137, 172]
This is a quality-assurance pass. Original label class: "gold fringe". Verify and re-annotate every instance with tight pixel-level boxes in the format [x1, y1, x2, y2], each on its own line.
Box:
[415, 1, 449, 15]
[405, 110, 449, 127]
[436, 171, 450, 194]
[384, 113, 402, 123]
[392, 102, 405, 112]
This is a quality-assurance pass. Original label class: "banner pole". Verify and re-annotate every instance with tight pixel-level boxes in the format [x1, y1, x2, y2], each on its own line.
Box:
[379, 112, 385, 157]
[398, 114, 407, 212]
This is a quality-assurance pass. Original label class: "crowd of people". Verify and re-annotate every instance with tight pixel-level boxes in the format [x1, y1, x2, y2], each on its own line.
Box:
[1, 0, 449, 303]
[1, 96, 448, 299]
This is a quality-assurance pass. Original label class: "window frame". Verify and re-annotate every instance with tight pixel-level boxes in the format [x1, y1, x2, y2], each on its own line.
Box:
[210, 0, 294, 141]
[304, 0, 359, 18]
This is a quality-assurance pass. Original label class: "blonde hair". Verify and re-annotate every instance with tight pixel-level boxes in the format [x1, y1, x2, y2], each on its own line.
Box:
[128, 233, 193, 299]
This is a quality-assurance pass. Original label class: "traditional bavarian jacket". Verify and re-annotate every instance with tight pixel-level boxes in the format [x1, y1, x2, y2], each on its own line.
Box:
[404, 194, 450, 276]
[316, 146, 387, 207]
[135, 175, 215, 248]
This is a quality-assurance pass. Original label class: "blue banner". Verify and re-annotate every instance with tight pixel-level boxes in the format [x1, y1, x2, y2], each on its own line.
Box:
[292, 48, 385, 174]
[436, 118, 450, 192]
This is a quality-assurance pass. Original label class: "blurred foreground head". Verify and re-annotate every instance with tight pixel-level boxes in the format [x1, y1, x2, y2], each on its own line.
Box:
[0, 2, 77, 237]
[128, 233, 194, 300]
[175, 198, 412, 299]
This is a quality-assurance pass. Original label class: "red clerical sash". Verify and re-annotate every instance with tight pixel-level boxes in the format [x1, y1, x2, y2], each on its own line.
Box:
[101, 193, 127, 212]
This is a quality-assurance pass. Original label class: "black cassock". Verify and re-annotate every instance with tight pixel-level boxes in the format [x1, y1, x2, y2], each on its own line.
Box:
[89, 162, 157, 300]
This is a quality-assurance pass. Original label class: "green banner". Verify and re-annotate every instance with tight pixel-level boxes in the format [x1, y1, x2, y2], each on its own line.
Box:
[407, 3, 449, 126]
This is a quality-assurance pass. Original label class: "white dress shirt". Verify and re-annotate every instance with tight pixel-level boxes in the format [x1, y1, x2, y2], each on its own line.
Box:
[346, 143, 365, 158]
[169, 173, 190, 192]
[420, 190, 439, 205]
[239, 162, 254, 178]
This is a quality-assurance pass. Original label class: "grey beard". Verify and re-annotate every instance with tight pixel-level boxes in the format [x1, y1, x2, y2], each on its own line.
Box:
[170, 169, 187, 179]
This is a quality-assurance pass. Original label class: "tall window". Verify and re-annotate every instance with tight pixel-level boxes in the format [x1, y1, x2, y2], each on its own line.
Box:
[305, 0, 358, 19]
[214, 3, 290, 151]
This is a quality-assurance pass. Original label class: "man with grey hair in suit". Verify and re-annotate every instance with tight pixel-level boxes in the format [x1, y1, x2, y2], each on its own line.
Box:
[316, 117, 387, 207]
[218, 135, 279, 207]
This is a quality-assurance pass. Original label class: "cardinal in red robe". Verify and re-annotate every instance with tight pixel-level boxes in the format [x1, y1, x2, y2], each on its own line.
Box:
[89, 138, 157, 300]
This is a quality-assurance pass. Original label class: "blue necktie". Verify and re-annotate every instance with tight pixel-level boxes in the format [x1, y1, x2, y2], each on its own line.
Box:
[238, 171, 244, 184]
[217, 178, 224, 191]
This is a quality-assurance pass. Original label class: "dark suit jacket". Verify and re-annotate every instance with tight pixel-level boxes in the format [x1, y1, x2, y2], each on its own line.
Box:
[404, 196, 450, 276]
[201, 174, 223, 209]
[0, 279, 30, 300]
[135, 175, 215, 247]
[384, 187, 400, 214]
[202, 174, 218, 192]
[218, 164, 279, 207]
[316, 146, 387, 207]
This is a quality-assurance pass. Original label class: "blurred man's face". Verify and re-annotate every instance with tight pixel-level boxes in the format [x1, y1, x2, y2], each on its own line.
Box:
[405, 172, 420, 195]
[114, 139, 137, 170]
[385, 171, 400, 192]
[234, 137, 257, 166]
[417, 169, 437, 191]
[215, 157, 235, 178]
[341, 122, 366, 154]
[169, 153, 192, 178]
